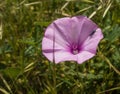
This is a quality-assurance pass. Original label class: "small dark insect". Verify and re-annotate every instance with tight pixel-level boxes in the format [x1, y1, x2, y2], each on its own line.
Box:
[90, 30, 96, 36]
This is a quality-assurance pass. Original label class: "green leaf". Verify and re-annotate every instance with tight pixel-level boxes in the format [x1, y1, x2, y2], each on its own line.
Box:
[105, 24, 120, 42]
[2, 68, 21, 79]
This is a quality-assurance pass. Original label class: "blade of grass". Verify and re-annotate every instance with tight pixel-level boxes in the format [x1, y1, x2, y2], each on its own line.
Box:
[24, 1, 42, 7]
[81, 0, 94, 3]
[19, 0, 26, 5]
[61, 1, 71, 17]
[0, 75, 13, 94]
[75, 6, 93, 15]
[98, 51, 120, 75]
[103, 2, 112, 18]
[61, 1, 70, 11]
[0, 88, 9, 94]
[65, 0, 94, 3]
[89, 5, 102, 18]
[98, 87, 120, 94]
[0, 22, 3, 40]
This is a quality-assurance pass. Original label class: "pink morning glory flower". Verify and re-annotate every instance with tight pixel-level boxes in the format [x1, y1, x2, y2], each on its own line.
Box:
[42, 16, 103, 64]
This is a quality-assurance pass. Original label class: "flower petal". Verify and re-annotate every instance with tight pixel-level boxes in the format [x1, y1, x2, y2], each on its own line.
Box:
[42, 37, 77, 63]
[46, 51, 77, 64]
[78, 17, 98, 45]
[42, 36, 67, 53]
[44, 17, 72, 48]
[81, 28, 103, 53]
[45, 16, 89, 46]
[77, 51, 95, 64]
[67, 16, 86, 44]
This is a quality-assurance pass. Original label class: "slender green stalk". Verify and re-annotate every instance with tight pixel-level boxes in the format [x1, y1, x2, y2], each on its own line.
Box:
[99, 51, 120, 75]
[52, 62, 57, 94]
[52, 30, 57, 94]
[0, 74, 13, 94]
[75, 62, 79, 79]
[98, 87, 120, 94]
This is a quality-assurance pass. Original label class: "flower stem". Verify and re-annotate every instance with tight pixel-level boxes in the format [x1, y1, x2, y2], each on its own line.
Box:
[75, 62, 79, 79]
[52, 30, 57, 94]
[52, 62, 57, 94]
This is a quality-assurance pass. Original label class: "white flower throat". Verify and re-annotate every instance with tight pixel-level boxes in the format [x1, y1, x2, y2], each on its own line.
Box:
[72, 45, 79, 55]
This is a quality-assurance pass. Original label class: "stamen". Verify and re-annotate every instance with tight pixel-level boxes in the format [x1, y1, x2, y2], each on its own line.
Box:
[71, 44, 79, 55]
[73, 49, 79, 55]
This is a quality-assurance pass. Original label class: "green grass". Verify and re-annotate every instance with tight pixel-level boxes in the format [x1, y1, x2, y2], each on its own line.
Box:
[0, 0, 120, 94]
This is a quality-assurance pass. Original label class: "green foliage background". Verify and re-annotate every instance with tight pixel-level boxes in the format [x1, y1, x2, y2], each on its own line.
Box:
[0, 0, 120, 94]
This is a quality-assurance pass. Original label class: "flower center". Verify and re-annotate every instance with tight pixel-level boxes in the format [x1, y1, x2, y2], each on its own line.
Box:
[73, 49, 79, 55]
[71, 45, 79, 55]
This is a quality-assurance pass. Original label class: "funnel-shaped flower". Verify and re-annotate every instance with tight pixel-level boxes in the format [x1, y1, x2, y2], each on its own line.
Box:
[42, 16, 103, 64]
